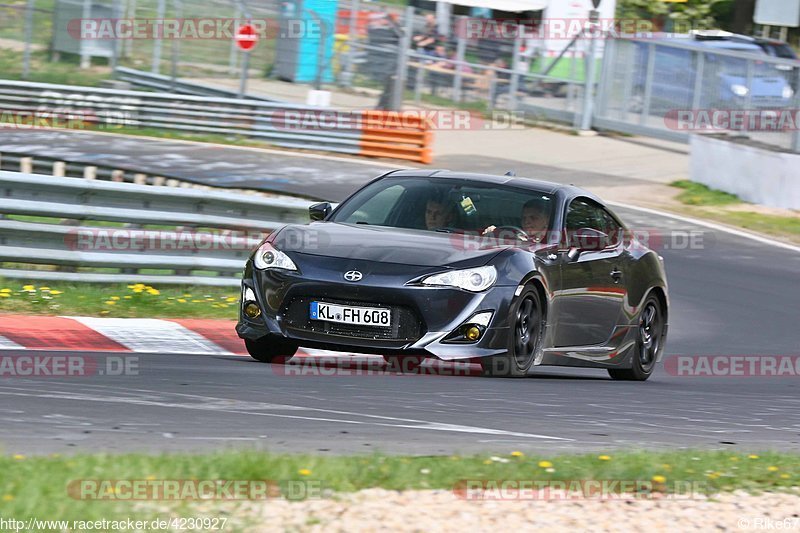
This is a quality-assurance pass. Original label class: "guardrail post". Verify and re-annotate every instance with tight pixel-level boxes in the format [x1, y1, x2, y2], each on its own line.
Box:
[508, 24, 523, 112]
[111, 170, 125, 182]
[453, 16, 467, 103]
[84, 166, 97, 180]
[133, 173, 147, 185]
[53, 161, 66, 177]
[391, 6, 414, 111]
[152, 176, 166, 186]
[20, 157, 33, 174]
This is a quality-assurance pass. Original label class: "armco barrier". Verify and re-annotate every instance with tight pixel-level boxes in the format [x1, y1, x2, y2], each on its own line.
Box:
[0, 171, 314, 286]
[0, 80, 434, 164]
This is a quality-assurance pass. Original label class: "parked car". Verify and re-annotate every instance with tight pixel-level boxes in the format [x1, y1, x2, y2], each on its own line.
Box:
[630, 32, 795, 113]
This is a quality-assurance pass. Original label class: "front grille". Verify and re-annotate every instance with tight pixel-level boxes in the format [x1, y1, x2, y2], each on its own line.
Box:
[282, 296, 424, 342]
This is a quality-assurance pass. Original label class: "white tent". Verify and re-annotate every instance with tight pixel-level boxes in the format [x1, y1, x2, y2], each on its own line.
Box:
[434, 0, 548, 12]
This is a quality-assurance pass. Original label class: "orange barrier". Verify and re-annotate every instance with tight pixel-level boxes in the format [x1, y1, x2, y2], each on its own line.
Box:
[358, 110, 434, 164]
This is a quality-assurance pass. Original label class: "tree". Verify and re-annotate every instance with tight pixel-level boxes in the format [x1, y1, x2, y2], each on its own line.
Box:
[616, 0, 734, 31]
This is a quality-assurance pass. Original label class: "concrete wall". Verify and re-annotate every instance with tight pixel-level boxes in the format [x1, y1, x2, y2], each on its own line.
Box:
[690, 135, 800, 210]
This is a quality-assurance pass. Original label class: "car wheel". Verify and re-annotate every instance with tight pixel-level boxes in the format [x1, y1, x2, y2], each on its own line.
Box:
[608, 295, 664, 381]
[482, 286, 544, 378]
[245, 336, 298, 364]
[383, 355, 423, 373]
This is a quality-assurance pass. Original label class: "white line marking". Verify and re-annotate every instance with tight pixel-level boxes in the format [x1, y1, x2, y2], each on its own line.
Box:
[608, 201, 800, 254]
[0, 335, 25, 350]
[0, 384, 572, 441]
[65, 317, 232, 354]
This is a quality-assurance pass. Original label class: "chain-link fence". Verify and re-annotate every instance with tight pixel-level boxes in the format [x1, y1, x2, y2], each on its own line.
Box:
[595, 36, 800, 152]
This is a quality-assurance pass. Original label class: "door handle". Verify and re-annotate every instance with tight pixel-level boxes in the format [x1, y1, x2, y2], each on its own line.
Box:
[610, 269, 622, 283]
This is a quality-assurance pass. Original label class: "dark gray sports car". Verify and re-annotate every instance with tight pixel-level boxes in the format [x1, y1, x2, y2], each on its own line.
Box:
[237, 170, 668, 379]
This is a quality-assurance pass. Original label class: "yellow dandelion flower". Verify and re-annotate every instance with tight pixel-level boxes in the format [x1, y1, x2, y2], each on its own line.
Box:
[767, 466, 779, 472]
[12, 454, 25, 460]
[225, 297, 238, 302]
[0, 288, 11, 293]
[49, 290, 63, 295]
[39, 286, 50, 291]
[652, 475, 666, 483]
[2, 495, 13, 501]
[483, 460, 492, 465]
[748, 455, 759, 459]
[123, 295, 132, 299]
[146, 289, 160, 296]
[598, 455, 611, 461]
[780, 474, 790, 479]
[110, 296, 120, 301]
[177, 298, 187, 303]
[133, 288, 143, 293]
[298, 469, 312, 476]
[104, 300, 116, 305]
[538, 461, 553, 468]
[0, 294, 9, 298]
[510, 451, 524, 457]
[22, 285, 35, 291]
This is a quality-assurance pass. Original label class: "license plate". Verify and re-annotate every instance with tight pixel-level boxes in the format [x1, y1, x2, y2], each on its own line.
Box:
[310, 301, 391, 327]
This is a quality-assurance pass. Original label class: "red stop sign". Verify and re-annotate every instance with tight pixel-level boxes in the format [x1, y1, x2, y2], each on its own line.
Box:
[235, 24, 258, 51]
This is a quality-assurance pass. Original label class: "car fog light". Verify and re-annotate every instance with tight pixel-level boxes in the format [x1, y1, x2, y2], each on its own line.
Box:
[243, 302, 261, 319]
[465, 326, 482, 341]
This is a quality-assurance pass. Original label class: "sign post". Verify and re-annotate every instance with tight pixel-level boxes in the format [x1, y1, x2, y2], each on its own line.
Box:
[235, 23, 259, 98]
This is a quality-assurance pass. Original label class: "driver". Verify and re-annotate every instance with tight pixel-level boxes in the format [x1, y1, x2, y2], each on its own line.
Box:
[483, 198, 550, 243]
[425, 197, 456, 230]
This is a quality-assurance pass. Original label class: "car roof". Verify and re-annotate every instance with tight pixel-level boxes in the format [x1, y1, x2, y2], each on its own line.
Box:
[382, 169, 604, 204]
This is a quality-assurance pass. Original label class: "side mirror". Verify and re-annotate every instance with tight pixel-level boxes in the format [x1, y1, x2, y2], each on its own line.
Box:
[309, 202, 332, 221]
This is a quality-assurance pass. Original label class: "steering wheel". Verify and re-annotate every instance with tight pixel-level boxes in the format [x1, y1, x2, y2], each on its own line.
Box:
[485, 225, 529, 241]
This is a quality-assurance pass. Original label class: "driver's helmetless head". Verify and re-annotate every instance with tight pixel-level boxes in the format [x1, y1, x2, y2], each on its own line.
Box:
[521, 201, 549, 242]
[425, 199, 454, 230]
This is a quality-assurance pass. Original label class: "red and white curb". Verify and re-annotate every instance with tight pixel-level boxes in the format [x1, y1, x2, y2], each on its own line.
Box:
[0, 315, 387, 361]
[0, 315, 248, 355]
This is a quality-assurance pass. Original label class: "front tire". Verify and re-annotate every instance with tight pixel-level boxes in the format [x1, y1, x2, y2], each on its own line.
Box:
[245, 336, 298, 364]
[482, 286, 545, 378]
[608, 295, 664, 381]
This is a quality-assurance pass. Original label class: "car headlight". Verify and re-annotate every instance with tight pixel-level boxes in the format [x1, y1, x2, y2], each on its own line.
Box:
[730, 84, 749, 97]
[421, 266, 497, 292]
[253, 242, 297, 271]
[783, 85, 794, 99]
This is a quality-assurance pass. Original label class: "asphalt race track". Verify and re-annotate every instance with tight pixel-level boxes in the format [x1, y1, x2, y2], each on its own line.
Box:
[0, 132, 798, 454]
[2, 201, 799, 455]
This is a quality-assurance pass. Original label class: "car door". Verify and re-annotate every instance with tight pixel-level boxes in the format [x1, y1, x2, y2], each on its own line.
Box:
[553, 198, 628, 348]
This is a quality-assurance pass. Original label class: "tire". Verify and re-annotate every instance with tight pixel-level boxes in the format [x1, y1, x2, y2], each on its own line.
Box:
[245, 336, 298, 364]
[383, 355, 424, 373]
[481, 285, 545, 378]
[608, 295, 664, 382]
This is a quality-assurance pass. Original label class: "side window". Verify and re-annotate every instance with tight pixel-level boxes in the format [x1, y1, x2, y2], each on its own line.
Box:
[565, 198, 619, 249]
[598, 208, 623, 247]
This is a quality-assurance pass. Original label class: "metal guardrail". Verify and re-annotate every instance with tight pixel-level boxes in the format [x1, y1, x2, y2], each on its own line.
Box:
[0, 171, 314, 286]
[0, 79, 433, 163]
[113, 67, 280, 102]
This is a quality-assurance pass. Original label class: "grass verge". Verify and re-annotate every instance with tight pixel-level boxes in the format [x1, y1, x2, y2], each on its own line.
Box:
[670, 181, 800, 244]
[0, 450, 797, 524]
[0, 280, 239, 319]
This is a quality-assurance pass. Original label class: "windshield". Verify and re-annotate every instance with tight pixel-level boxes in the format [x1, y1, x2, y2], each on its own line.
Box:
[330, 177, 556, 241]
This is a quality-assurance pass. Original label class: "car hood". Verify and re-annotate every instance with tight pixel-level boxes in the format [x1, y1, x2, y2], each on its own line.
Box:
[272, 222, 507, 268]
